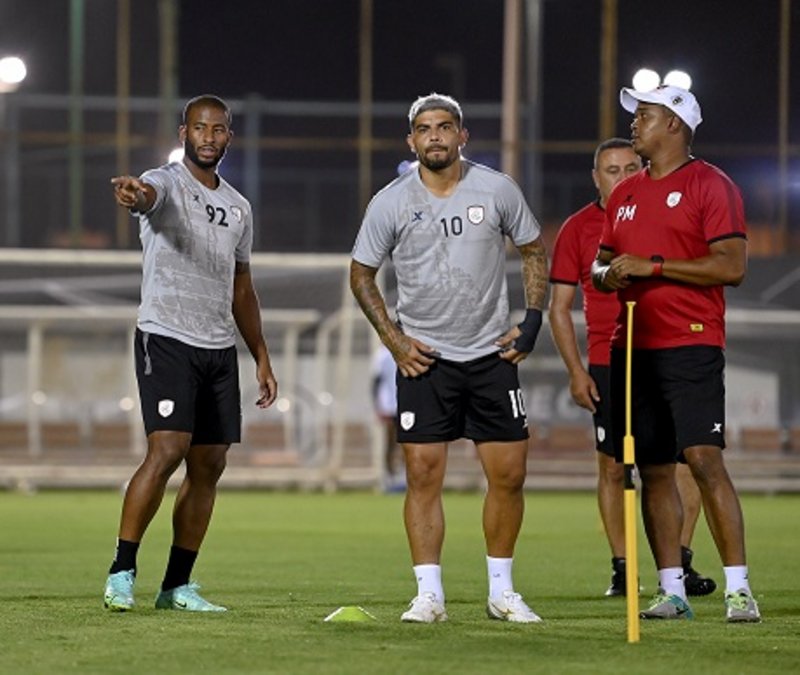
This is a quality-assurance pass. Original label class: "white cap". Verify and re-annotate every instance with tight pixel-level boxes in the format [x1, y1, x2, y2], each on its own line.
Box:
[620, 85, 702, 132]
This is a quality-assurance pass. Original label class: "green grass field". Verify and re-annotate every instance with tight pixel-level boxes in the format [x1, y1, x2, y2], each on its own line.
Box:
[0, 490, 797, 674]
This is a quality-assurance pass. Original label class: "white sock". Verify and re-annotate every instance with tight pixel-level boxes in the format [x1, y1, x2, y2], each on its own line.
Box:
[658, 567, 686, 600]
[413, 564, 444, 604]
[723, 565, 751, 594]
[487, 556, 514, 600]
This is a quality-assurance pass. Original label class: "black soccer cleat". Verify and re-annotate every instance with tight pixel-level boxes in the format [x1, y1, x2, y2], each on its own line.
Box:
[605, 557, 627, 597]
[682, 546, 717, 596]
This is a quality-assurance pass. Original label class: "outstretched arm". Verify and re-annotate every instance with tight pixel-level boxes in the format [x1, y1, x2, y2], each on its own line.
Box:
[110, 175, 156, 213]
[349, 260, 436, 377]
[232, 261, 277, 408]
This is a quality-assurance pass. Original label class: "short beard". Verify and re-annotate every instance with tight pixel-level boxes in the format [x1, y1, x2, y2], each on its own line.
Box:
[418, 150, 456, 171]
[184, 140, 223, 169]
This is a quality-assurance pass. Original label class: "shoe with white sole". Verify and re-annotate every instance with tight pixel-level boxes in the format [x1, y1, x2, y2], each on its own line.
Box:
[725, 589, 761, 623]
[640, 589, 694, 620]
[154, 581, 227, 612]
[104, 570, 135, 611]
[400, 592, 448, 623]
[486, 590, 543, 623]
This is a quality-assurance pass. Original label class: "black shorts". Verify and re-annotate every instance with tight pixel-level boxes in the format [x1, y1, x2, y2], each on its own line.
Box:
[588, 364, 614, 458]
[395, 353, 529, 444]
[135, 329, 241, 444]
[610, 345, 726, 465]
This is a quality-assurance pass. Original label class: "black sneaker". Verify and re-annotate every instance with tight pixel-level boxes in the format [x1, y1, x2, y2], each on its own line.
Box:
[605, 557, 626, 596]
[682, 546, 717, 596]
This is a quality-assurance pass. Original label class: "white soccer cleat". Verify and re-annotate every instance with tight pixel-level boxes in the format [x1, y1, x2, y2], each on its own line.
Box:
[486, 590, 543, 623]
[400, 592, 448, 623]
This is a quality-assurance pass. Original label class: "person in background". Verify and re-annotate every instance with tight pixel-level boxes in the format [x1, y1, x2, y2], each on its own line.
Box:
[549, 138, 715, 598]
[372, 343, 402, 484]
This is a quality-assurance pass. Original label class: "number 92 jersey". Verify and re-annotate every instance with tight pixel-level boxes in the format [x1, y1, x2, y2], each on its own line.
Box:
[136, 161, 253, 349]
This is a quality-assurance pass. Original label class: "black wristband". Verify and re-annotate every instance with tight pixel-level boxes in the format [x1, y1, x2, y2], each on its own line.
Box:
[514, 308, 542, 353]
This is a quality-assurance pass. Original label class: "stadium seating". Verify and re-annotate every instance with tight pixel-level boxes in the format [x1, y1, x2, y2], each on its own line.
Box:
[737, 426, 786, 453]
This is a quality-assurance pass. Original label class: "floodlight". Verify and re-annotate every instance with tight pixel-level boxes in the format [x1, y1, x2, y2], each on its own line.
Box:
[663, 70, 692, 90]
[632, 68, 660, 92]
[0, 56, 27, 93]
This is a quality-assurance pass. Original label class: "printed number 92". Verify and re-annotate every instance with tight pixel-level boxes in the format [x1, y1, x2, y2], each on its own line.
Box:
[205, 205, 228, 227]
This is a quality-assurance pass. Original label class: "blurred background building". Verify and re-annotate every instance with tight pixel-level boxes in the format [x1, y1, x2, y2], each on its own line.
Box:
[0, 0, 798, 491]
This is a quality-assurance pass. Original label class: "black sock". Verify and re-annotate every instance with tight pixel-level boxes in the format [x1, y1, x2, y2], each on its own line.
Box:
[109, 538, 139, 575]
[681, 546, 693, 570]
[161, 546, 198, 592]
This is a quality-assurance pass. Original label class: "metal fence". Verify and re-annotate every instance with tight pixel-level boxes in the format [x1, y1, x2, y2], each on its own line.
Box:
[0, 250, 799, 492]
[1, 93, 798, 254]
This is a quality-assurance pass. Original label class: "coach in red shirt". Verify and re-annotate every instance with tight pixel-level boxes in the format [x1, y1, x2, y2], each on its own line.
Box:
[549, 138, 714, 599]
[591, 85, 760, 623]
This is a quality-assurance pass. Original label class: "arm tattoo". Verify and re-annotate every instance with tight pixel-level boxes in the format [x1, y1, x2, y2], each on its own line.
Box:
[518, 238, 548, 310]
[350, 262, 402, 349]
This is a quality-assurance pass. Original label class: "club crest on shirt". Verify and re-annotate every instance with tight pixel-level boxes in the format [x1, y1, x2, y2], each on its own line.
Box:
[467, 205, 485, 224]
[230, 205, 243, 223]
[158, 399, 175, 417]
[666, 191, 683, 208]
[400, 411, 415, 431]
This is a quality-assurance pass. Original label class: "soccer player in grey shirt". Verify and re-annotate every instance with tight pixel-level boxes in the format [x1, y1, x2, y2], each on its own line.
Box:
[351, 93, 548, 623]
[103, 95, 278, 613]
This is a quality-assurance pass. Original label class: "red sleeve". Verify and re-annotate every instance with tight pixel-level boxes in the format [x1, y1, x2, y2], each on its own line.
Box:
[549, 216, 581, 284]
[698, 167, 747, 243]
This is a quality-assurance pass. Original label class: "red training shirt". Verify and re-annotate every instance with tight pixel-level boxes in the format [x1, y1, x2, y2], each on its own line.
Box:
[550, 201, 619, 365]
[599, 159, 747, 350]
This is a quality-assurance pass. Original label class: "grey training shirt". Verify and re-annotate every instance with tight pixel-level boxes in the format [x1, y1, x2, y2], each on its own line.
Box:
[352, 159, 540, 362]
[136, 161, 253, 349]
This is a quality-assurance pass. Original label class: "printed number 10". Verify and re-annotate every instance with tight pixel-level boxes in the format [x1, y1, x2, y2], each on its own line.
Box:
[508, 389, 526, 419]
[440, 216, 463, 237]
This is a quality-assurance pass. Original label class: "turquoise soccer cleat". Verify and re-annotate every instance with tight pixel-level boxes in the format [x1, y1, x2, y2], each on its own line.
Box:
[104, 570, 135, 611]
[639, 589, 694, 620]
[154, 582, 227, 612]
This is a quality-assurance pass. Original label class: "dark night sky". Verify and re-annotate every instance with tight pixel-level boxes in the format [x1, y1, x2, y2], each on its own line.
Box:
[174, 0, 799, 146]
[3, 0, 798, 145]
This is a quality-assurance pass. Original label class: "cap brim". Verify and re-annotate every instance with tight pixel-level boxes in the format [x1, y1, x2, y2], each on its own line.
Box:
[620, 87, 661, 113]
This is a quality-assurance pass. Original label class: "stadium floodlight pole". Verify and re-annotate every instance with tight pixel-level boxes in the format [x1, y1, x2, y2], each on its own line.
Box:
[624, 300, 640, 643]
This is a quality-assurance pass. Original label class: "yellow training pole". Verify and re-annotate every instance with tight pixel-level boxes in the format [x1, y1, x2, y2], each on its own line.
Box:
[624, 300, 640, 643]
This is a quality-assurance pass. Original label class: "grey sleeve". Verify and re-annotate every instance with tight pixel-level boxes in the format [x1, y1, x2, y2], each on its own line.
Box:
[235, 201, 253, 263]
[497, 175, 541, 246]
[139, 167, 171, 214]
[351, 194, 396, 268]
